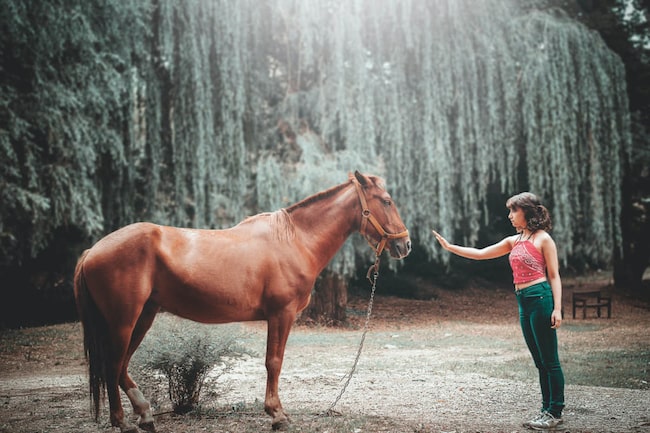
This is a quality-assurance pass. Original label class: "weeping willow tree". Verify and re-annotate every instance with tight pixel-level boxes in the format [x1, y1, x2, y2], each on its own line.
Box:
[254, 0, 630, 271]
[0, 0, 631, 324]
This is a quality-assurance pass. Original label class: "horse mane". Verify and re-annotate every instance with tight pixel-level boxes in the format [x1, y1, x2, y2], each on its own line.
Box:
[283, 180, 351, 213]
[271, 210, 295, 242]
[238, 211, 296, 242]
[267, 180, 352, 242]
[267, 174, 383, 241]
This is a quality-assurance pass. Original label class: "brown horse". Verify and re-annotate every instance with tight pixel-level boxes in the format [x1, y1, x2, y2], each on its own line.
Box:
[73, 171, 411, 432]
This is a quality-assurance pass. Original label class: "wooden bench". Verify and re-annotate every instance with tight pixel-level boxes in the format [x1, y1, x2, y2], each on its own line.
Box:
[572, 290, 612, 319]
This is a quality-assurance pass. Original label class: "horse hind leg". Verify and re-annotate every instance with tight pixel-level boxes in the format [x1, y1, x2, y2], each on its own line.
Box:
[108, 304, 158, 433]
[107, 326, 140, 433]
[77, 264, 140, 433]
[121, 302, 160, 432]
[125, 389, 154, 433]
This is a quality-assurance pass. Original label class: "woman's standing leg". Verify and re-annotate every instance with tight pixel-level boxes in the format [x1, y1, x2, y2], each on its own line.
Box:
[518, 290, 551, 413]
[529, 285, 565, 417]
[518, 283, 565, 418]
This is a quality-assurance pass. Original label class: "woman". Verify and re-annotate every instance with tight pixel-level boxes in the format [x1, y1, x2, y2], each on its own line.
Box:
[432, 192, 565, 430]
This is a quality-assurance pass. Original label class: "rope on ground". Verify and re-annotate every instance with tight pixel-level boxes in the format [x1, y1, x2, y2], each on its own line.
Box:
[321, 256, 380, 416]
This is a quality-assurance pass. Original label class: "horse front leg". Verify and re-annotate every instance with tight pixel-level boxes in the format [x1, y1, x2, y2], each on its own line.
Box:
[264, 313, 295, 430]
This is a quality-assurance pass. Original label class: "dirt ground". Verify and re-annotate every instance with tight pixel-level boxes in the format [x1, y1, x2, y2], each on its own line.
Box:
[1, 273, 649, 433]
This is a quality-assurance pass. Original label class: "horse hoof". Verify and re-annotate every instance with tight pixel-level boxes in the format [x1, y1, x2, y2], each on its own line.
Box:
[139, 420, 156, 432]
[271, 418, 290, 431]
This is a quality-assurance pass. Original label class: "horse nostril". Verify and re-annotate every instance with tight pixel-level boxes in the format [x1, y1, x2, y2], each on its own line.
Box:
[406, 240, 412, 252]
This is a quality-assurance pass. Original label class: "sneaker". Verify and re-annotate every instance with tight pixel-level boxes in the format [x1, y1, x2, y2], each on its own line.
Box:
[529, 411, 563, 430]
[523, 412, 545, 428]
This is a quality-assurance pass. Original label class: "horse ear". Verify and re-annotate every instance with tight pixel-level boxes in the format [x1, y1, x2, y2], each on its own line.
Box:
[354, 170, 369, 186]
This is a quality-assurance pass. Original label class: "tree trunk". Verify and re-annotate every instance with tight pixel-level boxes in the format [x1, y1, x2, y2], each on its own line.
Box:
[613, 169, 650, 291]
[298, 271, 348, 326]
[613, 256, 648, 290]
[613, 218, 650, 291]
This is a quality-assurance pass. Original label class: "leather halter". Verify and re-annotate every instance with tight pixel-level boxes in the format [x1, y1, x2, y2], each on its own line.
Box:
[349, 174, 410, 257]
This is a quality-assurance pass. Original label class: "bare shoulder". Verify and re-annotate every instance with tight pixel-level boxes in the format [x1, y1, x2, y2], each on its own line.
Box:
[536, 230, 557, 248]
[537, 230, 554, 241]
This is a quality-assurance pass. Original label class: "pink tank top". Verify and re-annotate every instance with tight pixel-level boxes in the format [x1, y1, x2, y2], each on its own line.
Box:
[509, 239, 546, 284]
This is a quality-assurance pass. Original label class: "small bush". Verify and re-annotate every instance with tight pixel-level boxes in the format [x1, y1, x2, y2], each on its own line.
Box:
[133, 316, 255, 414]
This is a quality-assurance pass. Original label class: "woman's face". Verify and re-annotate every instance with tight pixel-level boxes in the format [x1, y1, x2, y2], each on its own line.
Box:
[508, 207, 527, 231]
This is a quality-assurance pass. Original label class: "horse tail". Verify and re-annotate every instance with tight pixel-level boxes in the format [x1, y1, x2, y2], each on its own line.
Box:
[73, 250, 109, 421]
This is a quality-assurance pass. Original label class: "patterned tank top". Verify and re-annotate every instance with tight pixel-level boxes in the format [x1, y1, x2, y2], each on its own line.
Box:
[509, 238, 546, 284]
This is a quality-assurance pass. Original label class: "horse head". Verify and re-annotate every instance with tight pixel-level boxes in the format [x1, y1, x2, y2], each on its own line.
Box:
[351, 170, 411, 259]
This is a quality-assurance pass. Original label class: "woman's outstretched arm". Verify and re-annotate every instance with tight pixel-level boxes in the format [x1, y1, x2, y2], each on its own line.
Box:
[432, 230, 513, 260]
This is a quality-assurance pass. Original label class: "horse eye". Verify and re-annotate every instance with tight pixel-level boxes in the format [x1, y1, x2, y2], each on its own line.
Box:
[383, 200, 391, 206]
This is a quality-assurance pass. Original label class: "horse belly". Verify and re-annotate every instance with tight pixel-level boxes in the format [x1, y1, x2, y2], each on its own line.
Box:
[158, 292, 265, 324]
[153, 263, 267, 324]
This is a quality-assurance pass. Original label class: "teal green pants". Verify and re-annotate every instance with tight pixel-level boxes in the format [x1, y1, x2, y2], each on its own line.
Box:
[516, 281, 565, 417]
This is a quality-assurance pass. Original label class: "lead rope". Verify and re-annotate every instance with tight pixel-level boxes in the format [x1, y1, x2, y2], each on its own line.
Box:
[322, 255, 381, 416]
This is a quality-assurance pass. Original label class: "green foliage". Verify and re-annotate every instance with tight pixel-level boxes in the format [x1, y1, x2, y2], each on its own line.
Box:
[0, 0, 149, 263]
[0, 0, 632, 277]
[133, 319, 254, 414]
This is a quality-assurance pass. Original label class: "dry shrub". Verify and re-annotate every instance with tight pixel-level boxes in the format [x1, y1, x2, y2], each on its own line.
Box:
[133, 316, 255, 414]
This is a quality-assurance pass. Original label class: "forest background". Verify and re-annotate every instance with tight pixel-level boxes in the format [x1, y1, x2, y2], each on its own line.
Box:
[0, 0, 648, 328]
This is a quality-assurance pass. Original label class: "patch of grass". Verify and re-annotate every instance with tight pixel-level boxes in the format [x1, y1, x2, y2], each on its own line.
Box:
[0, 324, 69, 351]
[155, 403, 422, 433]
[0, 322, 82, 364]
[287, 330, 364, 347]
[464, 347, 650, 390]
[563, 349, 650, 389]
[561, 322, 608, 333]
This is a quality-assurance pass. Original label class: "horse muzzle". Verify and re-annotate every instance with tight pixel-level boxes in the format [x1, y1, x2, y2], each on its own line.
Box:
[389, 237, 411, 259]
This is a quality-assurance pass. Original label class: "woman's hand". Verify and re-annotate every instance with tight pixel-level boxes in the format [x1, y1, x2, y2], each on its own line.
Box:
[550, 309, 562, 329]
[432, 230, 450, 251]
